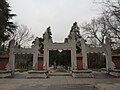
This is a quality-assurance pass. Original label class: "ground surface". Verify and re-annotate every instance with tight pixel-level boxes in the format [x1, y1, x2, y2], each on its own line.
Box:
[0, 71, 120, 90]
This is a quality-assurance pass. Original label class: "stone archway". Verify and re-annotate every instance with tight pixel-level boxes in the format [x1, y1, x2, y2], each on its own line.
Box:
[80, 36, 114, 72]
[43, 42, 77, 70]
[7, 23, 114, 78]
[7, 37, 40, 75]
[43, 27, 77, 70]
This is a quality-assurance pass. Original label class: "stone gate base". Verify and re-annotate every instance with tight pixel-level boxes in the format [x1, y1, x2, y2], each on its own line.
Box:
[72, 70, 93, 78]
[101, 68, 120, 78]
[109, 69, 120, 78]
[0, 70, 12, 78]
[27, 70, 49, 78]
[0, 69, 20, 78]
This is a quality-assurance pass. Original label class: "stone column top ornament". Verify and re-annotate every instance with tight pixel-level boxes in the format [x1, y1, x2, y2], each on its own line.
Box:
[34, 37, 39, 46]
[69, 22, 80, 40]
[9, 39, 15, 48]
[71, 22, 80, 32]
[43, 26, 52, 39]
[105, 34, 111, 45]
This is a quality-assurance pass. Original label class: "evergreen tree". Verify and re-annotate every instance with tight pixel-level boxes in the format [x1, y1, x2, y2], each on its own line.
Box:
[0, 0, 16, 46]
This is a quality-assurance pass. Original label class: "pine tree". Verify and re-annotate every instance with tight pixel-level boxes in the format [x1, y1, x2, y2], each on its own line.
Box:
[0, 0, 16, 46]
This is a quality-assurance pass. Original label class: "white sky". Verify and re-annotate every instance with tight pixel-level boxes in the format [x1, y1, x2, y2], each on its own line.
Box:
[9, 0, 100, 42]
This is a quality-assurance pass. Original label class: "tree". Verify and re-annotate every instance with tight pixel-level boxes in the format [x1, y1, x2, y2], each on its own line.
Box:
[81, 0, 120, 48]
[102, 0, 120, 48]
[92, 0, 120, 48]
[0, 0, 16, 46]
[81, 17, 109, 46]
[11, 24, 34, 47]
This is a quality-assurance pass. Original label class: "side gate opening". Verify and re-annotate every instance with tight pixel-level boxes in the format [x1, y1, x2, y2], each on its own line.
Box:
[87, 53, 106, 70]
[15, 54, 33, 72]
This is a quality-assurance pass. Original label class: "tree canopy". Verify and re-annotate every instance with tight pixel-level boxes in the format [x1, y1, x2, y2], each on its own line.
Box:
[11, 24, 34, 47]
[0, 0, 16, 46]
[81, 0, 120, 49]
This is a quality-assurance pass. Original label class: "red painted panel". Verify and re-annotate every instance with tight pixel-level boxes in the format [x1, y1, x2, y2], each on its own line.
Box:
[0, 61, 8, 70]
[77, 59, 83, 70]
[37, 61, 43, 70]
[113, 60, 120, 69]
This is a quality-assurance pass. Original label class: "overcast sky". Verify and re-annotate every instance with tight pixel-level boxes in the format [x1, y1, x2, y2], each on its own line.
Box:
[9, 0, 100, 42]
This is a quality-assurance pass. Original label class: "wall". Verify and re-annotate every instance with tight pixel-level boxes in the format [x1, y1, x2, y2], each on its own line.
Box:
[113, 60, 120, 69]
[37, 61, 43, 70]
[112, 55, 120, 69]
[0, 54, 9, 70]
[37, 54, 44, 70]
[77, 57, 83, 70]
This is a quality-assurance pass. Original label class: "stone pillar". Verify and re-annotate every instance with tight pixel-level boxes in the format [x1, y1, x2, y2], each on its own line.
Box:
[32, 37, 39, 70]
[43, 29, 53, 70]
[71, 48, 76, 70]
[81, 38, 88, 69]
[43, 48, 46, 70]
[33, 51, 38, 70]
[43, 44, 49, 70]
[71, 49, 74, 70]
[70, 32, 77, 70]
[9, 48, 15, 76]
[8, 40, 15, 76]
[46, 49, 49, 70]
[72, 42, 77, 70]
[105, 37, 113, 71]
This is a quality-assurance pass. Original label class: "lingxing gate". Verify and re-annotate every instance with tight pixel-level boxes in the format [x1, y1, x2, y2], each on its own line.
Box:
[43, 28, 77, 70]
[6, 22, 115, 77]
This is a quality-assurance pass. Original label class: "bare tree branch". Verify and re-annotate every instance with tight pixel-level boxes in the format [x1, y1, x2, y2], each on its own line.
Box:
[10, 24, 34, 47]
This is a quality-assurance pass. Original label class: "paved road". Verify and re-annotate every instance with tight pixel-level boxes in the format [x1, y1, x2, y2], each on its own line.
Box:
[0, 76, 97, 90]
[0, 72, 120, 90]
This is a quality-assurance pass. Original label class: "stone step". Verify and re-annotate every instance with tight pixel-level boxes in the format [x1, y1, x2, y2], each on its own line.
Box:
[49, 72, 71, 76]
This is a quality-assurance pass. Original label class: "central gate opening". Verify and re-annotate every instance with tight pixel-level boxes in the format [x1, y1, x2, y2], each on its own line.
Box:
[15, 54, 33, 72]
[49, 50, 71, 71]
